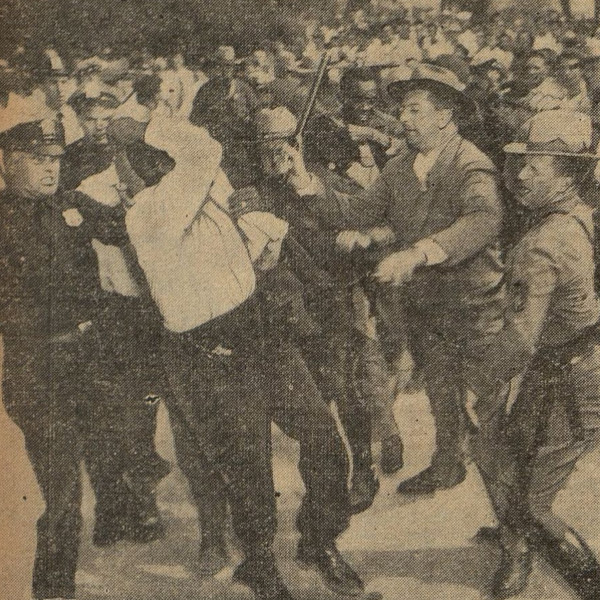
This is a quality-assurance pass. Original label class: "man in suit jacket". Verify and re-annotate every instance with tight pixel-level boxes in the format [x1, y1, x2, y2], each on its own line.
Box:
[337, 64, 505, 494]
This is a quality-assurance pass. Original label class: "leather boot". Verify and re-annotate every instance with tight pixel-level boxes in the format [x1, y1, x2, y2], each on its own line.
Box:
[491, 528, 532, 599]
[296, 538, 364, 597]
[233, 551, 294, 600]
[396, 462, 466, 495]
[533, 525, 600, 600]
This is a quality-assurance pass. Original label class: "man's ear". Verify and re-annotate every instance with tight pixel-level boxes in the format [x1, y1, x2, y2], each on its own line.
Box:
[437, 108, 454, 130]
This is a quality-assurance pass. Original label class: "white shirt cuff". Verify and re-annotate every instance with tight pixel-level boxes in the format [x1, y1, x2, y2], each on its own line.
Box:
[413, 238, 449, 266]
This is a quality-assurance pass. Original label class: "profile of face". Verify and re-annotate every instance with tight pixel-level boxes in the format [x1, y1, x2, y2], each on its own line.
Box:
[4, 151, 61, 199]
[344, 79, 378, 125]
[80, 105, 115, 145]
[398, 89, 453, 152]
[511, 154, 573, 210]
[557, 57, 583, 89]
[526, 56, 550, 88]
[259, 138, 294, 179]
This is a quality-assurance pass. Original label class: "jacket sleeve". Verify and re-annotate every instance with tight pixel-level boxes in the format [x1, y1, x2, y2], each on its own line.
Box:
[466, 244, 559, 400]
[68, 191, 129, 246]
[430, 164, 503, 265]
[344, 168, 394, 229]
[128, 116, 223, 241]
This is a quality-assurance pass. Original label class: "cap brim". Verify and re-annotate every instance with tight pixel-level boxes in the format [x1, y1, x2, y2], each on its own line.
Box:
[503, 142, 600, 159]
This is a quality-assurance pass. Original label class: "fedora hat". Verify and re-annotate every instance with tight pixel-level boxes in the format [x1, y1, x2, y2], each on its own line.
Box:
[387, 63, 476, 112]
[504, 110, 600, 160]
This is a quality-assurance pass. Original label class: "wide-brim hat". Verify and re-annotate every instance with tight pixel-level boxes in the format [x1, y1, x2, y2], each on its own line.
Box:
[255, 106, 297, 142]
[387, 63, 476, 112]
[504, 110, 600, 160]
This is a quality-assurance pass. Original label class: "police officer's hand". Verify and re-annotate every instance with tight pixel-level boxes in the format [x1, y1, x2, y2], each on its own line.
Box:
[229, 186, 264, 218]
[373, 248, 426, 285]
[336, 230, 373, 252]
[286, 143, 313, 192]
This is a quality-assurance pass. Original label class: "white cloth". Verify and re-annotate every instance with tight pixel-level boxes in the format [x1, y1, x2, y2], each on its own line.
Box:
[412, 147, 449, 265]
[533, 33, 562, 54]
[59, 104, 84, 145]
[126, 117, 256, 333]
[412, 146, 444, 191]
[77, 164, 142, 298]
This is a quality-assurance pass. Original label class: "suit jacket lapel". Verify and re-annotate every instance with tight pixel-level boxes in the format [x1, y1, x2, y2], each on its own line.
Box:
[418, 135, 461, 236]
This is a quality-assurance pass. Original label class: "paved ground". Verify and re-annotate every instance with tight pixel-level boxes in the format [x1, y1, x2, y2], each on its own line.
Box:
[1, 340, 598, 599]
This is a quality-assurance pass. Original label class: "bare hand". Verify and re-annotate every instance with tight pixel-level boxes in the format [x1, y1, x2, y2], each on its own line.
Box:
[365, 225, 396, 245]
[373, 248, 426, 285]
[347, 124, 378, 144]
[336, 230, 373, 252]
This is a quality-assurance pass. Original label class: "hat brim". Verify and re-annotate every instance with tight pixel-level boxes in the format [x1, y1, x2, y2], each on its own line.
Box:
[503, 142, 600, 160]
[387, 78, 476, 112]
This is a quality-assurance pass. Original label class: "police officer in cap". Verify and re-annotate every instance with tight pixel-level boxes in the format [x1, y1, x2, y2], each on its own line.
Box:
[0, 117, 128, 599]
[467, 110, 600, 600]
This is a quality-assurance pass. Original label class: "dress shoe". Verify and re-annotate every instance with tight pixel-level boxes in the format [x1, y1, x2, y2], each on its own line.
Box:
[349, 467, 379, 514]
[296, 539, 364, 597]
[380, 434, 404, 475]
[491, 546, 532, 599]
[233, 553, 294, 600]
[396, 463, 466, 495]
[198, 535, 229, 576]
[93, 513, 127, 547]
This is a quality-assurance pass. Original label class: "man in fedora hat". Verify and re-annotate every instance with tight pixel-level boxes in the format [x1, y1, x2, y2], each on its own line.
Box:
[0, 117, 129, 599]
[337, 63, 505, 495]
[466, 110, 600, 600]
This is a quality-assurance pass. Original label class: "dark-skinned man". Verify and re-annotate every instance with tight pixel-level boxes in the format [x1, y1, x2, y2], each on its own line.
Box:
[337, 64, 505, 495]
[0, 117, 128, 600]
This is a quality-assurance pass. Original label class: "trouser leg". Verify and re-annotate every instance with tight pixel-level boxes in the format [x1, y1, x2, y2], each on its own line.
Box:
[353, 333, 399, 441]
[2, 342, 89, 600]
[410, 327, 465, 472]
[266, 341, 351, 546]
[165, 401, 229, 542]
[161, 329, 276, 562]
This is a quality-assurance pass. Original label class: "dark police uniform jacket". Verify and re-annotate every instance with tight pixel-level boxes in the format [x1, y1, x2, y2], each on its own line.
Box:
[0, 190, 127, 344]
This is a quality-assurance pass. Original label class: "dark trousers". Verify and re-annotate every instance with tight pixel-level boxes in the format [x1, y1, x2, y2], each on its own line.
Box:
[473, 356, 600, 540]
[265, 340, 351, 545]
[405, 299, 502, 472]
[90, 294, 170, 521]
[302, 285, 373, 473]
[160, 301, 276, 560]
[2, 334, 105, 599]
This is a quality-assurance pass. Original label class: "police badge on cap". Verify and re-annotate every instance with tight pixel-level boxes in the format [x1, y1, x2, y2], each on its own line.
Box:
[0, 118, 66, 156]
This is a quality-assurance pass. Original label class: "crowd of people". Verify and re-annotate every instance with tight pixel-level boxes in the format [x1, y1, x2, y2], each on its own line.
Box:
[3, 3, 600, 600]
